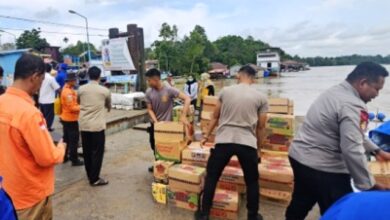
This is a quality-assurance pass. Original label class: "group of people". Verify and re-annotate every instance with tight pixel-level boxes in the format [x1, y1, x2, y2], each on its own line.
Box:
[144, 62, 390, 220]
[0, 53, 111, 219]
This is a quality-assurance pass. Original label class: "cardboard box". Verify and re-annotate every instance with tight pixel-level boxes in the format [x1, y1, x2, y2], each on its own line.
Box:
[262, 133, 293, 152]
[258, 164, 293, 184]
[260, 149, 289, 158]
[217, 181, 246, 194]
[201, 111, 214, 120]
[260, 188, 292, 202]
[168, 164, 206, 193]
[154, 122, 185, 143]
[220, 166, 245, 185]
[268, 105, 290, 115]
[227, 156, 241, 169]
[266, 114, 295, 136]
[210, 208, 238, 220]
[368, 161, 390, 185]
[259, 180, 293, 192]
[204, 96, 219, 106]
[182, 148, 210, 168]
[152, 183, 168, 204]
[188, 141, 214, 150]
[167, 187, 199, 211]
[154, 160, 175, 183]
[261, 155, 290, 167]
[268, 98, 290, 106]
[155, 141, 187, 162]
[212, 189, 239, 212]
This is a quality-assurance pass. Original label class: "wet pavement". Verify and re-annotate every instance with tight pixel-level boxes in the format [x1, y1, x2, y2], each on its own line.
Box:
[53, 129, 320, 220]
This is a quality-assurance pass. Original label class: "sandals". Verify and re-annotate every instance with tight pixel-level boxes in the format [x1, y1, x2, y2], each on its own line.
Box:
[91, 178, 109, 187]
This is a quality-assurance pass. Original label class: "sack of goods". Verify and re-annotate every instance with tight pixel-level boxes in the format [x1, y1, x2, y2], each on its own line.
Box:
[153, 160, 175, 184]
[210, 189, 240, 220]
[268, 98, 294, 115]
[263, 113, 295, 152]
[258, 155, 294, 202]
[368, 161, 390, 185]
[167, 164, 206, 211]
[152, 182, 168, 205]
[173, 105, 195, 123]
[168, 164, 206, 193]
[154, 122, 187, 162]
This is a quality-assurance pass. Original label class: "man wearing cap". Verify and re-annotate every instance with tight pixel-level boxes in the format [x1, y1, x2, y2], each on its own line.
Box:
[60, 72, 84, 166]
[163, 73, 176, 88]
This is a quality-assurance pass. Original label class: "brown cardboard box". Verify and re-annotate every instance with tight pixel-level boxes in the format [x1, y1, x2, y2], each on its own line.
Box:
[217, 181, 246, 194]
[168, 164, 206, 193]
[154, 160, 175, 183]
[167, 187, 199, 211]
[220, 166, 245, 185]
[204, 96, 219, 106]
[268, 98, 294, 115]
[155, 141, 187, 162]
[368, 161, 390, 185]
[261, 155, 290, 167]
[182, 148, 210, 168]
[259, 179, 293, 192]
[201, 111, 214, 120]
[227, 156, 241, 169]
[268, 105, 290, 115]
[212, 189, 239, 212]
[262, 133, 293, 152]
[154, 122, 185, 143]
[266, 114, 295, 136]
[268, 98, 290, 106]
[210, 208, 238, 220]
[260, 188, 292, 202]
[258, 164, 293, 184]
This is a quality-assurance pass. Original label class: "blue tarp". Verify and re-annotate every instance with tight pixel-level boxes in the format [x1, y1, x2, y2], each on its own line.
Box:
[321, 192, 390, 220]
[369, 120, 390, 152]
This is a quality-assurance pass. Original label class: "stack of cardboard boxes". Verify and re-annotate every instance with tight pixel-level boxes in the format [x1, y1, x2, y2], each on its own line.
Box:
[200, 96, 219, 142]
[368, 161, 390, 186]
[259, 98, 295, 203]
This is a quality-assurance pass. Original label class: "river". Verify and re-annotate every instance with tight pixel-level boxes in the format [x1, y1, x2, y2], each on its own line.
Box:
[211, 65, 390, 117]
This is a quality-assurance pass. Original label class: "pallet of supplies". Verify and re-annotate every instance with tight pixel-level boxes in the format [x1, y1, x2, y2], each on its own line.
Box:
[154, 160, 175, 183]
[265, 114, 295, 137]
[368, 161, 390, 185]
[210, 189, 240, 220]
[168, 164, 206, 193]
[152, 182, 168, 204]
[167, 187, 199, 211]
[182, 147, 210, 168]
[268, 98, 294, 115]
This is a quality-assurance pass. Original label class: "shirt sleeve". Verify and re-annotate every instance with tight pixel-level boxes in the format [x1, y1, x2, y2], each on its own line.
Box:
[51, 77, 60, 91]
[259, 95, 269, 114]
[363, 136, 380, 153]
[168, 87, 180, 99]
[145, 90, 151, 104]
[339, 105, 375, 190]
[218, 88, 224, 103]
[21, 112, 65, 167]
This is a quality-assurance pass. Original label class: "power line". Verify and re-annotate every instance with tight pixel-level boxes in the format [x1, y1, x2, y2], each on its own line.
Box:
[0, 15, 107, 31]
[0, 27, 107, 37]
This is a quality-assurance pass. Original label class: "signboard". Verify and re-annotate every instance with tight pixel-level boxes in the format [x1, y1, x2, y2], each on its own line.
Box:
[102, 38, 136, 71]
[106, 74, 137, 84]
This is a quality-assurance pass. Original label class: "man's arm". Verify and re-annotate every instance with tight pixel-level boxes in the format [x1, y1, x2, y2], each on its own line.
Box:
[256, 113, 267, 149]
[147, 103, 158, 124]
[201, 100, 221, 145]
[339, 106, 385, 190]
[177, 91, 191, 126]
[22, 113, 65, 167]
[105, 91, 112, 112]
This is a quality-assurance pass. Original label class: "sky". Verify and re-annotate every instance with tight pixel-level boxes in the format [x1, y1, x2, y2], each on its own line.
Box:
[0, 0, 389, 57]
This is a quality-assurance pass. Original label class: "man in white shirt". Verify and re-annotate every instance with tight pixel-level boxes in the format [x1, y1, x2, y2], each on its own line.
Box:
[39, 63, 60, 131]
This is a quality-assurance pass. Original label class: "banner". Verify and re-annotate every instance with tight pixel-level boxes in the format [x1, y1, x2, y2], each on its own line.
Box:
[102, 38, 136, 71]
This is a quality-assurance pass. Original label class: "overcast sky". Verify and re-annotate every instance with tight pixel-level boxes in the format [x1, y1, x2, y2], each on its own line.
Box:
[0, 0, 389, 57]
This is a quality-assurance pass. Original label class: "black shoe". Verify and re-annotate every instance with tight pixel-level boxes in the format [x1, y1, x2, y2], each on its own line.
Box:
[248, 213, 263, 220]
[91, 178, 109, 187]
[71, 160, 84, 166]
[148, 166, 154, 173]
[194, 210, 209, 220]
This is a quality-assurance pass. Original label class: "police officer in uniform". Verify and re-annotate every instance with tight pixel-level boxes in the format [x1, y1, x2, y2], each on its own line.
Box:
[286, 62, 390, 220]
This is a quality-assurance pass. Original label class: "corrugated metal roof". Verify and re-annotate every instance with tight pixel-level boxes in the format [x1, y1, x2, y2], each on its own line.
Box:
[0, 48, 32, 55]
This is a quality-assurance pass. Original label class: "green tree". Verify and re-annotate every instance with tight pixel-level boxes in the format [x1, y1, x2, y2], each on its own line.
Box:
[16, 29, 49, 52]
[61, 41, 97, 61]
[153, 23, 180, 72]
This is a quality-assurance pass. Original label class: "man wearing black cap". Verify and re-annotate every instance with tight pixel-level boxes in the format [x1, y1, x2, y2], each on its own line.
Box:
[60, 72, 84, 166]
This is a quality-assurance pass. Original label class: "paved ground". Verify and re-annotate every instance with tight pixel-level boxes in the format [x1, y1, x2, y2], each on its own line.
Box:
[52, 128, 320, 220]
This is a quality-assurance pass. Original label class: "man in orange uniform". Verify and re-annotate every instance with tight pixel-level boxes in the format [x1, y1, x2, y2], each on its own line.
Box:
[60, 72, 84, 166]
[0, 53, 65, 219]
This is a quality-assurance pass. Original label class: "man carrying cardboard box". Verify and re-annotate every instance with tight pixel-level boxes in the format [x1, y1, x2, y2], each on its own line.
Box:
[145, 68, 191, 172]
[195, 65, 268, 220]
[286, 62, 390, 220]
